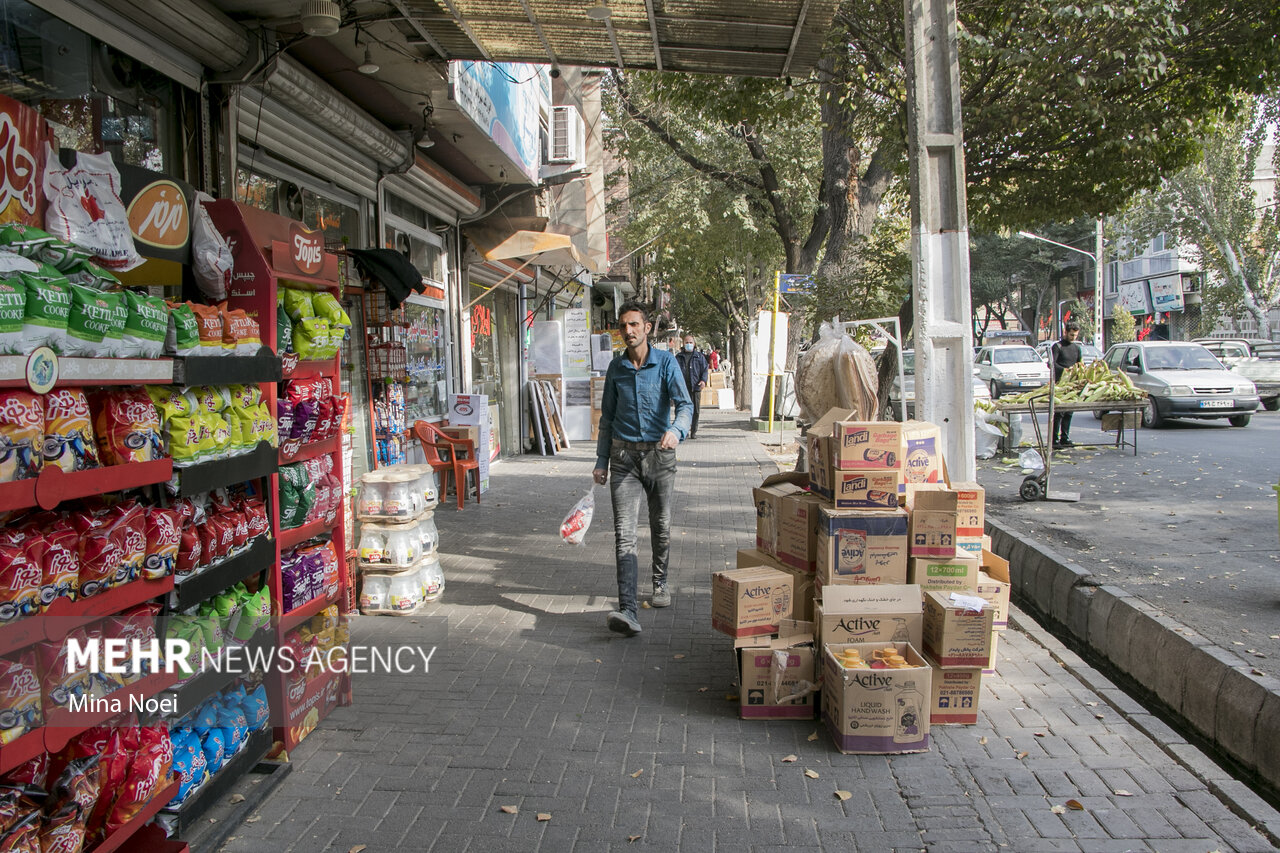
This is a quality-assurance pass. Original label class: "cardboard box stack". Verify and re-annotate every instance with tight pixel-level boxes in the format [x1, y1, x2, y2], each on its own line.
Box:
[718, 410, 1003, 753]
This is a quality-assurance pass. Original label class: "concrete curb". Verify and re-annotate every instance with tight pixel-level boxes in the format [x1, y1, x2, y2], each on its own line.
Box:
[987, 517, 1280, 801]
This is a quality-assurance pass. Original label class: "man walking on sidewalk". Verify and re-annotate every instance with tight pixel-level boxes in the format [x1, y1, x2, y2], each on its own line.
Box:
[675, 334, 710, 439]
[1051, 321, 1083, 446]
[593, 302, 694, 637]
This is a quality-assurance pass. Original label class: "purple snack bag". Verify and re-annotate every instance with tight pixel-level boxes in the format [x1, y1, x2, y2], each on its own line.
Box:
[276, 398, 294, 440]
[280, 552, 304, 611]
[290, 399, 318, 442]
[303, 550, 327, 604]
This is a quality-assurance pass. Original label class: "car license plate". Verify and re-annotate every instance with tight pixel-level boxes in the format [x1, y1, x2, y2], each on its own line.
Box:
[1019, 381, 1038, 387]
[1199, 399, 1232, 409]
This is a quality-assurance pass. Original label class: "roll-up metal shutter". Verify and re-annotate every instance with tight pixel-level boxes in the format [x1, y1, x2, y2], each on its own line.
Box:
[236, 89, 380, 201]
[80, 0, 249, 72]
[384, 168, 481, 223]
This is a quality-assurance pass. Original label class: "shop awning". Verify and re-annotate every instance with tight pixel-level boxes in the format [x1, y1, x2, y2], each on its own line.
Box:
[465, 226, 585, 270]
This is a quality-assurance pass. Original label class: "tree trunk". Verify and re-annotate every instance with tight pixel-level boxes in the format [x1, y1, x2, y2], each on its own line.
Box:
[729, 324, 751, 411]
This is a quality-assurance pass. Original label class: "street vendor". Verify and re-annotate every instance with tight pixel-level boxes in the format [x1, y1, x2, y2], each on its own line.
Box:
[1051, 322, 1083, 446]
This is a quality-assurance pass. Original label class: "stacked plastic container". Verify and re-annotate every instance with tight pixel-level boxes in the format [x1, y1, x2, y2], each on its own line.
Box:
[355, 464, 443, 615]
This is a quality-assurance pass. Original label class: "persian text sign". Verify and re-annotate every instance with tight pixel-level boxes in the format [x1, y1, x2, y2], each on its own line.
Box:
[0, 95, 53, 227]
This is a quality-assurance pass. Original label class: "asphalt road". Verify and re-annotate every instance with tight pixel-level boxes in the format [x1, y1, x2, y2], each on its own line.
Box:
[976, 406, 1280, 677]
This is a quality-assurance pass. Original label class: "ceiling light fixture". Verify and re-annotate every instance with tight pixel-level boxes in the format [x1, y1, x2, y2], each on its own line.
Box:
[357, 46, 379, 75]
[299, 0, 341, 36]
[585, 4, 612, 20]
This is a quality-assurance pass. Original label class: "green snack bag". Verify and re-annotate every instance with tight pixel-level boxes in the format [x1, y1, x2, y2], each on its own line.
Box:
[0, 249, 38, 277]
[166, 301, 201, 356]
[62, 259, 119, 290]
[277, 305, 293, 354]
[121, 290, 168, 358]
[196, 608, 225, 655]
[226, 406, 246, 452]
[227, 384, 261, 408]
[212, 590, 238, 625]
[254, 402, 278, 447]
[0, 223, 56, 258]
[148, 385, 195, 423]
[166, 414, 202, 463]
[312, 292, 350, 327]
[278, 462, 313, 528]
[292, 316, 329, 359]
[99, 290, 127, 357]
[282, 288, 315, 323]
[19, 274, 70, 352]
[0, 278, 27, 355]
[63, 283, 114, 356]
[35, 239, 90, 272]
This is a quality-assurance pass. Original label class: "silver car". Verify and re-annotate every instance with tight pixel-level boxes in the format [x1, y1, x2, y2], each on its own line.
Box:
[1101, 341, 1259, 427]
[974, 345, 1050, 399]
[886, 350, 991, 419]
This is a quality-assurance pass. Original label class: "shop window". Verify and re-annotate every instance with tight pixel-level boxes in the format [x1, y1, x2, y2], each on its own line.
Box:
[0, 1, 182, 172]
[235, 166, 360, 246]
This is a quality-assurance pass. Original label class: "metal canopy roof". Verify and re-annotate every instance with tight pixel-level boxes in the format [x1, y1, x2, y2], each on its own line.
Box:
[399, 0, 838, 77]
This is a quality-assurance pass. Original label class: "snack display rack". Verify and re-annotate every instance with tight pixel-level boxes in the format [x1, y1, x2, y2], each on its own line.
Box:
[204, 199, 353, 754]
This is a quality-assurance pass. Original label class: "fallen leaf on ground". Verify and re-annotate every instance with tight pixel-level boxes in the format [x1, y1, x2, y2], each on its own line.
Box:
[1065, 799, 1085, 810]
[628, 836, 642, 843]
[1051, 805, 1066, 814]
[1016, 751, 1029, 760]
[1034, 732, 1046, 737]
[673, 654, 685, 659]
[698, 687, 708, 692]
[804, 769, 820, 779]
[807, 731, 819, 742]
[537, 813, 552, 822]
[641, 602, 651, 609]
[1085, 702, 1097, 707]
[1095, 714, 1105, 720]
[349, 847, 367, 853]
[1252, 669, 1266, 676]
[834, 790, 852, 801]
[245, 816, 260, 824]
[978, 737, 987, 745]
[630, 769, 644, 778]
[1113, 789, 1133, 797]
[229, 794, 245, 804]
[781, 755, 798, 763]
[500, 805, 518, 814]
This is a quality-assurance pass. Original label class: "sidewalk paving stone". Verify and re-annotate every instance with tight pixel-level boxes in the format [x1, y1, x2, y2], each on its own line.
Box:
[216, 411, 1277, 852]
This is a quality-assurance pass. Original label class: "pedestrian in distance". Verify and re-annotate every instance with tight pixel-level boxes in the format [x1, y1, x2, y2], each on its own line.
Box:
[593, 302, 694, 637]
[675, 334, 710, 439]
[1051, 321, 1083, 447]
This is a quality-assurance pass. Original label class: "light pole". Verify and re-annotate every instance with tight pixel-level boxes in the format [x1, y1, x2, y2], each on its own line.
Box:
[1018, 227, 1104, 347]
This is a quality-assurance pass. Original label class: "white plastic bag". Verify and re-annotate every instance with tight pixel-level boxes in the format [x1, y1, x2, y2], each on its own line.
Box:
[559, 485, 596, 545]
[191, 192, 231, 300]
[974, 410, 1004, 459]
[42, 145, 144, 271]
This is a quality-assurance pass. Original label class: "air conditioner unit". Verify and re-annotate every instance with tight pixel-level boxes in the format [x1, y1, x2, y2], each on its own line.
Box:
[546, 105, 585, 165]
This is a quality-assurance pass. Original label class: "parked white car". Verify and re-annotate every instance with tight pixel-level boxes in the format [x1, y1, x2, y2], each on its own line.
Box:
[1101, 341, 1260, 427]
[885, 350, 990, 419]
[974, 345, 1050, 399]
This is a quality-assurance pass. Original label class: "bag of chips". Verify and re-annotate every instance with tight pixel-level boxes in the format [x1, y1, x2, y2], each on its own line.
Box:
[0, 537, 41, 624]
[89, 387, 163, 466]
[221, 307, 261, 356]
[0, 652, 41, 743]
[75, 524, 119, 599]
[276, 305, 293, 355]
[33, 236, 90, 272]
[186, 385, 229, 414]
[242, 495, 269, 540]
[106, 502, 146, 584]
[278, 463, 313, 529]
[37, 629, 92, 713]
[104, 726, 171, 834]
[170, 729, 206, 805]
[19, 274, 70, 353]
[100, 290, 127, 357]
[164, 415, 202, 465]
[0, 279, 26, 355]
[59, 284, 111, 357]
[175, 525, 201, 578]
[120, 290, 168, 358]
[188, 303, 224, 356]
[291, 315, 330, 359]
[227, 384, 261, 409]
[0, 224, 56, 259]
[208, 412, 232, 458]
[61, 258, 118, 291]
[37, 520, 78, 606]
[275, 397, 294, 441]
[282, 288, 314, 322]
[6, 753, 48, 790]
[42, 388, 99, 473]
[0, 391, 43, 483]
[165, 301, 201, 357]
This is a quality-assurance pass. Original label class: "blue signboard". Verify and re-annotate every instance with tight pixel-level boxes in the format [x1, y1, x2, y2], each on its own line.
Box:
[778, 273, 814, 293]
[449, 61, 549, 183]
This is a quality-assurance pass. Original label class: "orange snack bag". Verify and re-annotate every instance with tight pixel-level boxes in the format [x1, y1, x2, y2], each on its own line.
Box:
[187, 302, 224, 355]
[221, 306, 262, 355]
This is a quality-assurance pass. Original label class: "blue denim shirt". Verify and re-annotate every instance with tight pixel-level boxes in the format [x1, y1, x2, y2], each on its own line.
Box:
[595, 345, 693, 469]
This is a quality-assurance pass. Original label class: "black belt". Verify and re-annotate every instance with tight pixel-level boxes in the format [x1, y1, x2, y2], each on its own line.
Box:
[613, 439, 660, 450]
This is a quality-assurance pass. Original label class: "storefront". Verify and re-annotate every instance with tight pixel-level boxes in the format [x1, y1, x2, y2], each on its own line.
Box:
[466, 260, 530, 459]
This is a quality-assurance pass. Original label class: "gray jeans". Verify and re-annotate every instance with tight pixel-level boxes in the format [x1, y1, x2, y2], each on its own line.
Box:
[609, 444, 676, 614]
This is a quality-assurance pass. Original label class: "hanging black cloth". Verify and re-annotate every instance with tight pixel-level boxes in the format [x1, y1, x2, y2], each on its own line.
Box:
[346, 248, 424, 310]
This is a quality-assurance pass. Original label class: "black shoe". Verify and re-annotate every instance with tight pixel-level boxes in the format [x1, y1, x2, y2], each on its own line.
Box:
[1058, 438, 1075, 447]
[688, 434, 697, 440]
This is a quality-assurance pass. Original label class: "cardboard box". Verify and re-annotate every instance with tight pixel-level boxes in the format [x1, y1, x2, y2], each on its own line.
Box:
[822, 642, 931, 754]
[908, 555, 980, 593]
[716, 388, 736, 410]
[899, 420, 944, 495]
[983, 631, 1000, 676]
[981, 548, 1010, 584]
[805, 408, 858, 500]
[974, 571, 1010, 630]
[833, 421, 903, 470]
[906, 485, 959, 558]
[709, 371, 728, 390]
[815, 507, 909, 586]
[926, 658, 982, 725]
[737, 621, 818, 720]
[447, 394, 491, 492]
[956, 536, 984, 559]
[441, 425, 480, 447]
[591, 376, 607, 410]
[753, 473, 823, 572]
[700, 387, 717, 407]
[832, 470, 901, 510]
[711, 566, 794, 638]
[735, 550, 813, 621]
[951, 482, 985, 540]
[922, 590, 995, 668]
[813, 584, 923, 649]
[736, 548, 786, 570]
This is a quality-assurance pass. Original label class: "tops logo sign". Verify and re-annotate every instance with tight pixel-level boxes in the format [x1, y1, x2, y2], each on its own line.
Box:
[290, 223, 324, 275]
[126, 181, 189, 248]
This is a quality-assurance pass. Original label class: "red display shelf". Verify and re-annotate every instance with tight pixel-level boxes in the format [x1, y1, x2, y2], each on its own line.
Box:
[89, 779, 179, 853]
[0, 612, 46, 657]
[277, 590, 339, 634]
[280, 354, 336, 380]
[0, 355, 173, 389]
[276, 666, 344, 752]
[0, 727, 48, 776]
[43, 576, 175, 641]
[0, 459, 173, 514]
[278, 516, 335, 551]
[278, 434, 339, 465]
[44, 668, 181, 753]
[109, 824, 188, 853]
